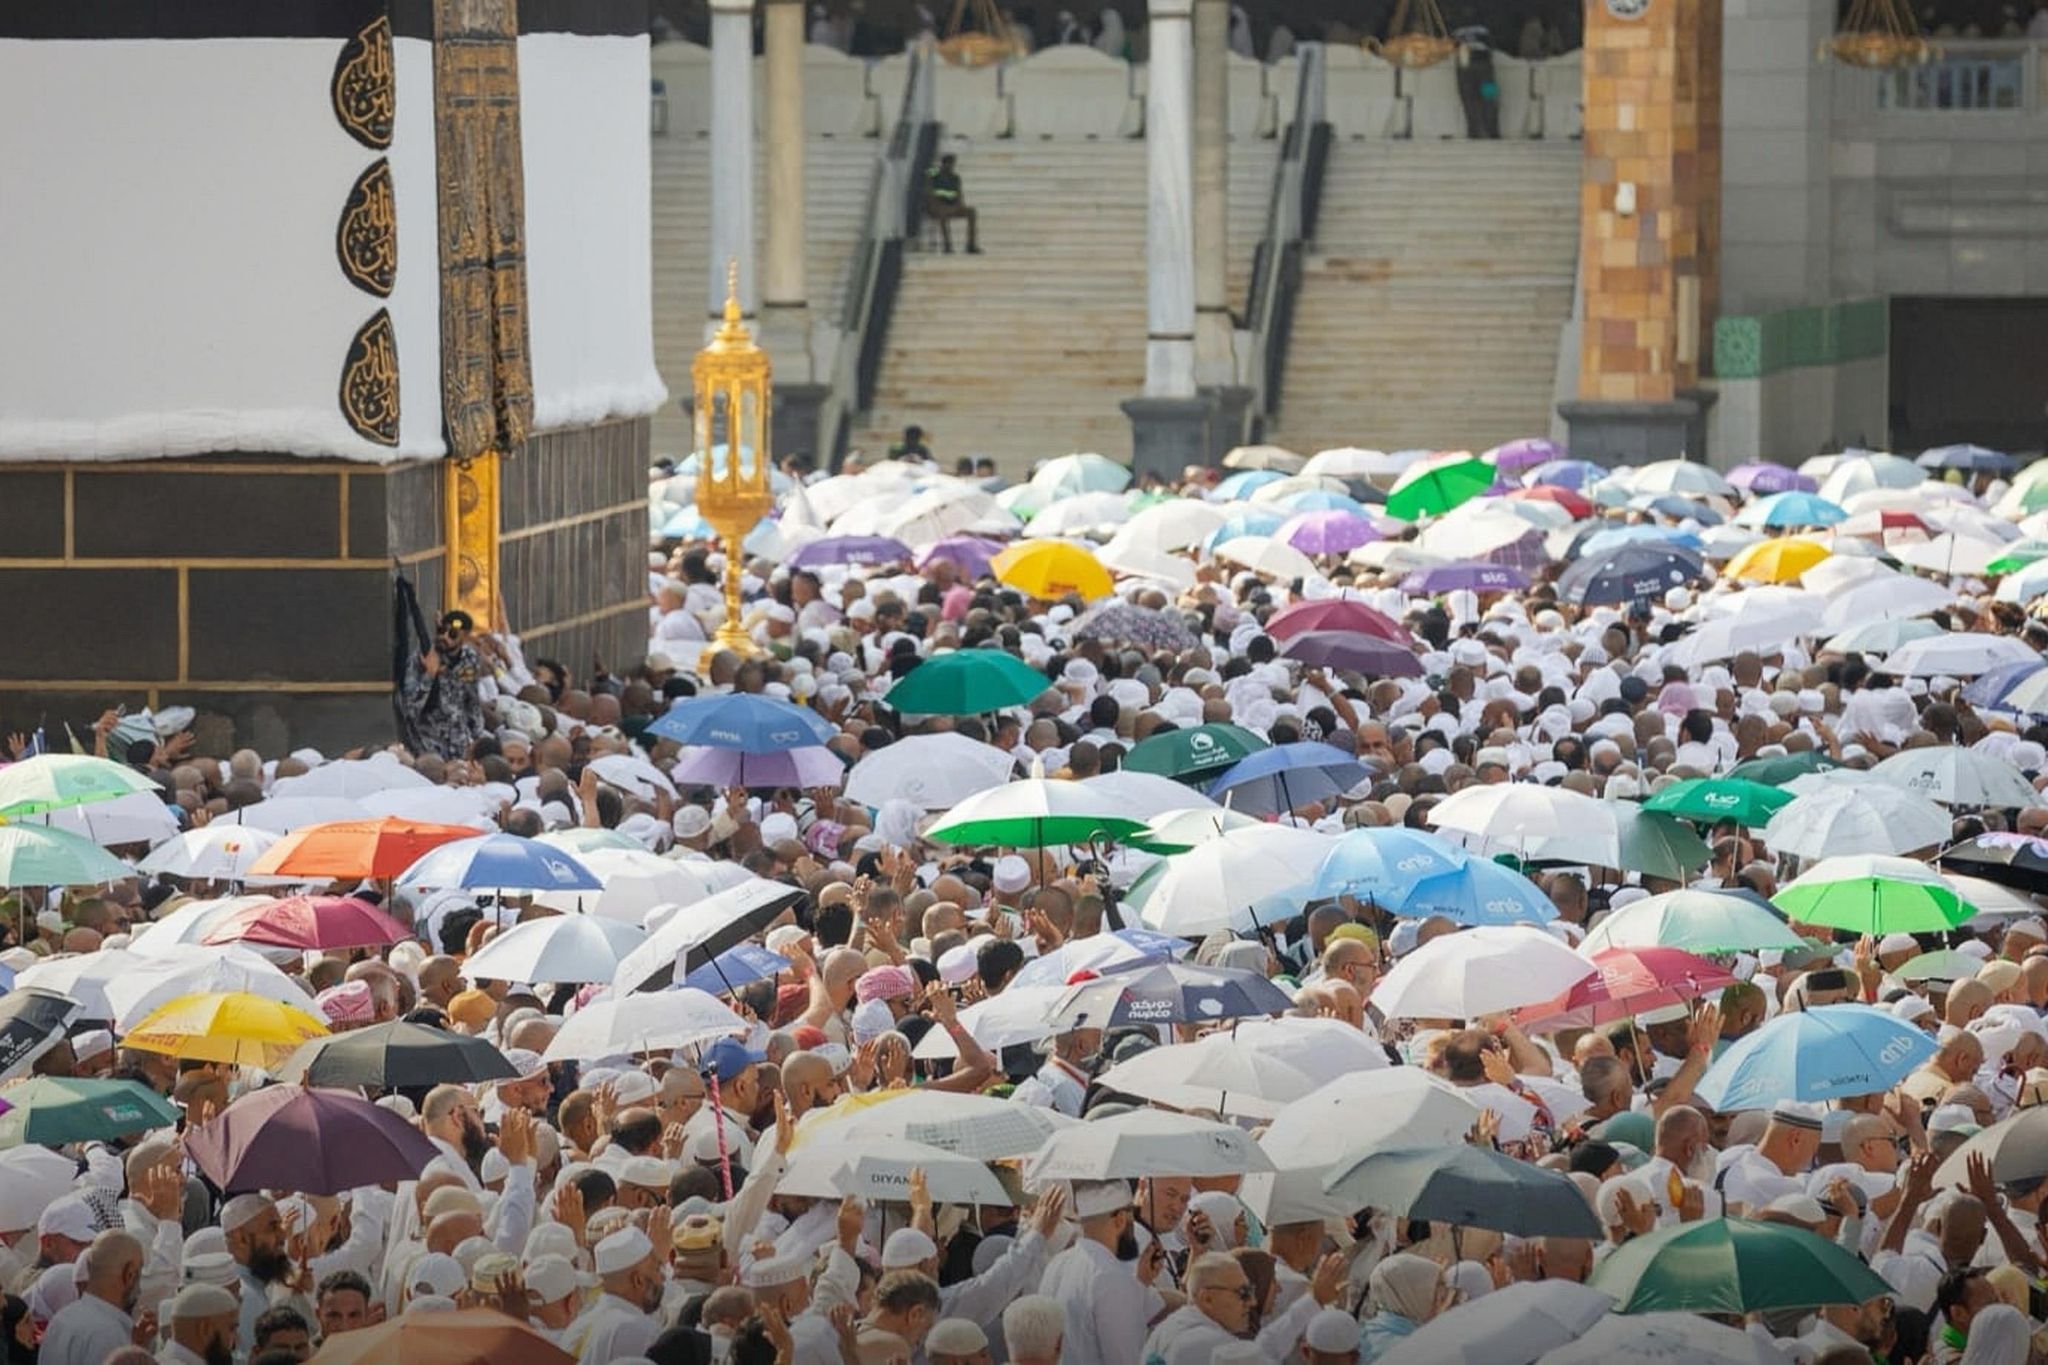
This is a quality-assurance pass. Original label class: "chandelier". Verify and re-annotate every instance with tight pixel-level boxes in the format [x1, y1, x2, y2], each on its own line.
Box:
[937, 0, 1023, 66]
[1822, 0, 1935, 68]
[1371, 0, 1458, 68]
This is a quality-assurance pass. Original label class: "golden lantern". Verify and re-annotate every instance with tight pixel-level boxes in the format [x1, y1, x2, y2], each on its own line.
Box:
[693, 262, 775, 658]
[1821, 0, 1935, 66]
[937, 0, 1023, 66]
[1370, 0, 1458, 69]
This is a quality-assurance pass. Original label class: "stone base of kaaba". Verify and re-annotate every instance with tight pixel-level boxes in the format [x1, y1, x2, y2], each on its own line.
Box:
[0, 417, 650, 755]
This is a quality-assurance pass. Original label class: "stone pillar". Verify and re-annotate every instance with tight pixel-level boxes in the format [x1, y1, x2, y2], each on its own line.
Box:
[1191, 0, 1248, 457]
[707, 0, 757, 328]
[1124, 0, 1215, 482]
[1557, 0, 1722, 465]
[759, 0, 829, 456]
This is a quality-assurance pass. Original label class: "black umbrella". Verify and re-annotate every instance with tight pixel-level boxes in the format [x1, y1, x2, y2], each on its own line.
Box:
[1324, 1144, 1601, 1238]
[0, 991, 81, 1082]
[1044, 960, 1296, 1031]
[613, 879, 807, 993]
[272, 1021, 519, 1089]
[1939, 833, 2048, 893]
[1558, 541, 1707, 609]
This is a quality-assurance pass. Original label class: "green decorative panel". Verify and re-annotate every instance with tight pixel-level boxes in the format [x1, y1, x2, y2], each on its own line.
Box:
[1714, 314, 1764, 379]
[1712, 299, 1888, 379]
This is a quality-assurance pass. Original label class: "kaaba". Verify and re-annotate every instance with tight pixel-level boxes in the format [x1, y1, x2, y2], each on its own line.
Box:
[0, 0, 663, 754]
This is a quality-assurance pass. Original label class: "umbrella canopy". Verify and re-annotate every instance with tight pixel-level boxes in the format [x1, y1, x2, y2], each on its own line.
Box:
[1933, 1107, 2048, 1189]
[670, 745, 845, 791]
[1261, 1069, 1485, 1169]
[1028, 491, 1135, 537]
[1694, 1003, 1937, 1111]
[0, 1145, 87, 1236]
[185, 1084, 441, 1195]
[454, 913, 647, 986]
[1046, 960, 1296, 1033]
[1644, 778, 1791, 828]
[1920, 443, 2018, 474]
[130, 895, 274, 954]
[683, 942, 792, 997]
[778, 1136, 1014, 1207]
[1070, 601, 1199, 651]
[203, 895, 408, 951]
[1735, 491, 1847, 528]
[925, 776, 1144, 849]
[845, 733, 1016, 810]
[1325, 1144, 1601, 1238]
[1730, 462, 1818, 495]
[783, 534, 912, 568]
[1091, 1037, 1319, 1119]
[915, 533, 1004, 578]
[991, 539, 1113, 600]
[533, 828, 645, 856]
[1940, 832, 2048, 891]
[14, 950, 137, 1020]
[1557, 541, 1706, 609]
[1762, 782, 1951, 860]
[1278, 508, 1380, 556]
[100, 943, 316, 1031]
[1725, 536, 1831, 584]
[1012, 928, 1187, 988]
[1278, 630, 1425, 677]
[123, 991, 328, 1067]
[1581, 888, 1805, 955]
[1402, 856, 1558, 927]
[1224, 443, 1307, 472]
[1314, 827, 1470, 905]
[541, 988, 745, 1061]
[530, 849, 749, 923]
[1820, 615, 1945, 656]
[646, 693, 837, 751]
[1387, 453, 1495, 521]
[0, 754, 158, 817]
[215, 796, 372, 833]
[1773, 854, 1975, 934]
[1032, 451, 1133, 497]
[884, 650, 1051, 715]
[1633, 458, 1736, 498]
[911, 985, 1069, 1061]
[1123, 724, 1269, 782]
[246, 817, 477, 881]
[1429, 782, 1605, 846]
[296, 1309, 571, 1365]
[1214, 533, 1317, 582]
[1514, 947, 1737, 1032]
[1728, 751, 1841, 787]
[41, 790, 180, 848]
[1205, 742, 1372, 818]
[1131, 824, 1325, 936]
[1023, 1109, 1272, 1183]
[611, 877, 808, 993]
[1882, 631, 2039, 679]
[0, 824, 135, 887]
[1075, 771, 1218, 821]
[1868, 745, 2041, 808]
[1402, 561, 1530, 594]
[1586, 1217, 1894, 1314]
[794, 1089, 1075, 1161]
[1375, 1281, 1615, 1365]
[0, 1077, 177, 1150]
[1539, 1312, 1796, 1365]
[137, 825, 283, 882]
[273, 1020, 519, 1089]
[1265, 596, 1409, 644]
[1371, 925, 1597, 1020]
[394, 833, 602, 893]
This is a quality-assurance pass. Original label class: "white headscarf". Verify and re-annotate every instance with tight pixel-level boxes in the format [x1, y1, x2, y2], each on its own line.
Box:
[1367, 1252, 1441, 1324]
[1961, 1305, 2030, 1365]
[1093, 8, 1126, 56]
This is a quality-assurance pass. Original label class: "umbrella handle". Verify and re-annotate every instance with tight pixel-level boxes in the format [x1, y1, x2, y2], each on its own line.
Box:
[708, 1071, 734, 1201]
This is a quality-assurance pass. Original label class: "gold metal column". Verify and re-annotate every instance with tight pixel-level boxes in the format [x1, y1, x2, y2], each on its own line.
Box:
[446, 451, 501, 621]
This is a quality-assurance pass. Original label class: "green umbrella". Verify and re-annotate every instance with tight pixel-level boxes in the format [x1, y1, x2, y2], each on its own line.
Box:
[0, 755, 159, 818]
[1772, 853, 1975, 935]
[1582, 888, 1807, 955]
[1643, 777, 1792, 828]
[0, 1077, 180, 1148]
[0, 825, 134, 887]
[1323, 1145, 1600, 1238]
[1727, 750, 1840, 787]
[1587, 1217, 1893, 1314]
[1123, 724, 1269, 783]
[883, 650, 1051, 716]
[1987, 539, 2048, 576]
[1610, 804, 1712, 880]
[925, 776, 1146, 848]
[1386, 455, 1495, 522]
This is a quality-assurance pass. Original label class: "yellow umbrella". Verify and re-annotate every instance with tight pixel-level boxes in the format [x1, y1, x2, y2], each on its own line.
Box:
[122, 991, 329, 1068]
[1724, 536, 1832, 584]
[991, 539, 1114, 601]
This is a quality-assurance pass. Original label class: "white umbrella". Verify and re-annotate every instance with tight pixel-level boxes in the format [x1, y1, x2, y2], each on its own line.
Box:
[1135, 806, 1265, 851]
[1023, 1109, 1272, 1183]
[1028, 491, 1133, 537]
[138, 825, 283, 881]
[0, 1145, 81, 1234]
[1248, 474, 1351, 504]
[1800, 554, 1894, 596]
[353, 786, 498, 828]
[1820, 454, 1924, 503]
[779, 1138, 1013, 1207]
[13, 949, 135, 1020]
[1214, 535, 1316, 581]
[1113, 500, 1227, 554]
[1011, 933, 1180, 989]
[1881, 632, 2039, 678]
[40, 792, 179, 848]
[1953, 874, 2043, 924]
[1220, 1016, 1388, 1086]
[1260, 1069, 1484, 1168]
[1133, 824, 1326, 937]
[1537, 1312, 1792, 1365]
[461, 913, 648, 986]
[888, 485, 1014, 546]
[532, 849, 739, 924]
[924, 774, 1134, 848]
[1429, 784, 1612, 847]
[1631, 460, 1735, 498]
[1223, 444, 1307, 473]
[1091, 1037, 1322, 1119]
[1076, 772, 1217, 821]
[1096, 540, 1197, 591]
[541, 988, 745, 1061]
[587, 754, 678, 801]
[1869, 745, 2042, 807]
[1669, 596, 1826, 667]
[1815, 574, 1954, 633]
[1419, 503, 1549, 559]
[1821, 617, 1945, 656]
[845, 734, 1016, 811]
[215, 796, 372, 833]
[795, 1090, 1075, 1161]
[1888, 531, 2005, 577]
[1377, 1281, 1616, 1365]
[911, 986, 1069, 1060]
[102, 943, 317, 1030]
[1351, 541, 1450, 574]
[1305, 446, 1414, 480]
[1761, 783, 1952, 859]
[612, 877, 807, 993]
[1371, 926, 1597, 1020]
[130, 895, 276, 954]
[271, 757, 430, 799]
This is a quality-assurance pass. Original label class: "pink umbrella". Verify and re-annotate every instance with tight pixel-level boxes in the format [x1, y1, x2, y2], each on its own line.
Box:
[671, 745, 846, 791]
[202, 895, 408, 951]
[1265, 598, 1409, 645]
[184, 1084, 439, 1195]
[1511, 947, 1737, 1032]
[1278, 510, 1381, 557]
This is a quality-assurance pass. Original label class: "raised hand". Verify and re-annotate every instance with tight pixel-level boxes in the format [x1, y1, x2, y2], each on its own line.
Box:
[1031, 1184, 1068, 1240]
[498, 1107, 533, 1166]
[551, 1184, 588, 1245]
[772, 1089, 797, 1156]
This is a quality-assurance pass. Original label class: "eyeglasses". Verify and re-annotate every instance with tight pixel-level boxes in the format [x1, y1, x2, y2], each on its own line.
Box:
[1203, 1284, 1255, 1302]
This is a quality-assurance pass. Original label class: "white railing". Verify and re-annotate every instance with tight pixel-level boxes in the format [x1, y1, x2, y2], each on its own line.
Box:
[1875, 40, 2039, 111]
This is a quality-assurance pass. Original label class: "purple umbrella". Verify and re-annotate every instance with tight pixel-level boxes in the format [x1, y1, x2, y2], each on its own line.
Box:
[1485, 438, 1562, 474]
[1279, 630, 1425, 677]
[915, 535, 1004, 579]
[1279, 509, 1380, 556]
[1478, 529, 1551, 574]
[672, 745, 846, 790]
[183, 1084, 438, 1195]
[1401, 562, 1530, 594]
[787, 535, 913, 568]
[1727, 463, 1817, 495]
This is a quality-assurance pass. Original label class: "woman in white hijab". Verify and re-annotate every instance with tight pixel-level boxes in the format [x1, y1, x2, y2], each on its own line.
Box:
[1960, 1305, 2032, 1365]
[1093, 7, 1127, 58]
[1359, 1252, 1446, 1361]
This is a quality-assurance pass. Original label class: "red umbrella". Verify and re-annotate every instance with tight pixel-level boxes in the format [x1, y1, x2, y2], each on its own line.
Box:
[1507, 485, 1595, 518]
[1265, 598, 1408, 645]
[203, 895, 408, 951]
[1511, 947, 1737, 1033]
[184, 1084, 438, 1195]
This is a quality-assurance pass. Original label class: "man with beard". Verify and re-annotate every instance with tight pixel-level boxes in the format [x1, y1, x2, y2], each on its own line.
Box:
[1635, 1105, 1720, 1228]
[419, 1085, 537, 1253]
[1035, 1179, 1166, 1365]
[222, 1196, 292, 1356]
[158, 1283, 241, 1365]
[40, 1229, 145, 1365]
[565, 1220, 670, 1361]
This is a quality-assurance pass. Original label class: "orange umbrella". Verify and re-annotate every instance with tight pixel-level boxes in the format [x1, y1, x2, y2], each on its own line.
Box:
[247, 818, 477, 881]
[307, 1309, 570, 1364]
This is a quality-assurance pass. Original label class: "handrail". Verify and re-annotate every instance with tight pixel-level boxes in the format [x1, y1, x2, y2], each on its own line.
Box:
[820, 41, 939, 469]
[1243, 43, 1330, 427]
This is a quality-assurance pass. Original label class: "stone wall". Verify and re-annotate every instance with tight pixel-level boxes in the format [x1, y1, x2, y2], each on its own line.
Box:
[1707, 297, 1889, 464]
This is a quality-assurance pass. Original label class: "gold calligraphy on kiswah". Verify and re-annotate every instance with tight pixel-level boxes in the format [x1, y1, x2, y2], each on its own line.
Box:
[331, 14, 395, 150]
[337, 159, 397, 298]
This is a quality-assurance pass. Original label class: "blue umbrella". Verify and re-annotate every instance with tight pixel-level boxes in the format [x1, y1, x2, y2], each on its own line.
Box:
[1526, 459, 1608, 491]
[1694, 1003, 1937, 1112]
[1203, 508, 1289, 550]
[1403, 856, 1558, 927]
[1920, 443, 2016, 475]
[1630, 493, 1725, 525]
[395, 833, 602, 893]
[1962, 659, 2047, 710]
[1742, 492, 1848, 528]
[647, 694, 837, 752]
[1314, 827, 1469, 904]
[1211, 469, 1286, 501]
[1577, 525, 1704, 560]
[1558, 541, 1707, 609]
[682, 942, 791, 997]
[1206, 742, 1372, 818]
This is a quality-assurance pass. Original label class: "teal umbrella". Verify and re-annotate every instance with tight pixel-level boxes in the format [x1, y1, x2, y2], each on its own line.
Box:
[1643, 777, 1792, 829]
[1123, 724, 1270, 783]
[1588, 1217, 1893, 1314]
[1323, 1145, 1600, 1238]
[0, 755, 159, 817]
[884, 651, 1052, 715]
[0, 1077, 180, 1148]
[1610, 804, 1713, 880]
[0, 825, 134, 887]
[1728, 751, 1840, 787]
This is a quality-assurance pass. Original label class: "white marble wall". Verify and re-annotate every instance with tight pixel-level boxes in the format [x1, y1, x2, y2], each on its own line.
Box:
[708, 0, 757, 322]
[1145, 0, 1199, 398]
